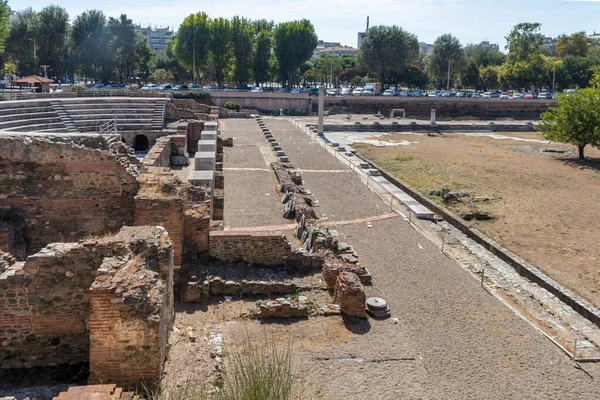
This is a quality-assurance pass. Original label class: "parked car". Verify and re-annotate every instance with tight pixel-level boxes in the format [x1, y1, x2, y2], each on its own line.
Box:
[565, 89, 577, 95]
[158, 84, 172, 90]
[537, 92, 553, 99]
[141, 84, 157, 90]
[500, 92, 509, 99]
[291, 88, 302, 94]
[362, 88, 375, 96]
[522, 93, 534, 99]
[250, 87, 263, 92]
[407, 90, 422, 97]
[456, 92, 466, 98]
[383, 89, 400, 96]
[441, 92, 451, 97]
[427, 91, 438, 97]
[352, 87, 364, 96]
[326, 88, 341, 96]
[471, 92, 481, 98]
[188, 84, 203, 91]
[512, 92, 522, 99]
[341, 87, 352, 96]
[398, 91, 408, 97]
[490, 92, 501, 98]
[172, 85, 188, 90]
[278, 88, 287, 93]
[93, 83, 105, 89]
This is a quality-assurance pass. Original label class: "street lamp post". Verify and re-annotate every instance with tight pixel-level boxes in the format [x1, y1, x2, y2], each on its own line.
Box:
[41, 65, 49, 78]
[447, 58, 451, 91]
[193, 43, 196, 85]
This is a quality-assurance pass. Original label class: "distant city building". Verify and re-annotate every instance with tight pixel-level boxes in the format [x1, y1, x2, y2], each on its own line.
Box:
[357, 15, 370, 49]
[479, 41, 500, 52]
[315, 46, 357, 57]
[357, 32, 368, 49]
[542, 36, 558, 56]
[590, 32, 600, 41]
[313, 40, 342, 57]
[419, 42, 434, 54]
[134, 25, 175, 52]
[8, 6, 17, 24]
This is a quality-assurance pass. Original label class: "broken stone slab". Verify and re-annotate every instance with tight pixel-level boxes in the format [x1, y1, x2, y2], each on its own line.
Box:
[272, 146, 282, 151]
[279, 156, 289, 162]
[367, 169, 380, 176]
[270, 141, 279, 147]
[336, 146, 346, 152]
[275, 151, 286, 156]
[330, 142, 339, 147]
[359, 162, 370, 169]
[268, 138, 277, 143]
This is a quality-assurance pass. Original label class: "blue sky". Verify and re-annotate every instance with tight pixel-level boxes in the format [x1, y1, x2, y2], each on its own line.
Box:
[18, 0, 600, 50]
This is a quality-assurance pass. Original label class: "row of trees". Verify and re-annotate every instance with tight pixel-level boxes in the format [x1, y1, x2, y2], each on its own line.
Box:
[2, 6, 153, 83]
[354, 22, 600, 92]
[0, 4, 598, 92]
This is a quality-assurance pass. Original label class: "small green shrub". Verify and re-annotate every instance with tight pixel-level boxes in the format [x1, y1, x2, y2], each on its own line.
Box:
[224, 101, 241, 111]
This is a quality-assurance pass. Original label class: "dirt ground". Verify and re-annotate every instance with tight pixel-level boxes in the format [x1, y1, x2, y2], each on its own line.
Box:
[355, 131, 600, 309]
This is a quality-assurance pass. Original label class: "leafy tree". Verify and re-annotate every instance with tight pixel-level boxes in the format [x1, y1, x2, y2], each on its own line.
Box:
[0, 0, 8, 55]
[479, 65, 499, 90]
[505, 22, 543, 63]
[404, 64, 427, 89]
[5, 8, 39, 75]
[463, 43, 505, 67]
[35, 6, 69, 79]
[340, 54, 356, 70]
[273, 19, 318, 90]
[357, 25, 418, 90]
[538, 88, 600, 159]
[556, 32, 592, 58]
[133, 34, 153, 82]
[152, 68, 172, 83]
[71, 10, 110, 81]
[231, 16, 253, 87]
[208, 17, 232, 86]
[339, 66, 362, 85]
[252, 28, 271, 86]
[108, 14, 136, 82]
[427, 33, 465, 89]
[461, 59, 480, 89]
[173, 12, 211, 81]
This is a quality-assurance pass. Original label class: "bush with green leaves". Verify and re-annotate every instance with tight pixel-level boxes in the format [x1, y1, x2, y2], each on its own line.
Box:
[224, 101, 241, 111]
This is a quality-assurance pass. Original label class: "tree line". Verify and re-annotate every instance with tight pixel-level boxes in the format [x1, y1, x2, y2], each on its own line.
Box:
[0, 3, 598, 93]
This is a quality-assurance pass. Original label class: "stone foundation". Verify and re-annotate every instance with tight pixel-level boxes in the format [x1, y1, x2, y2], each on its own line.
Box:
[333, 272, 366, 318]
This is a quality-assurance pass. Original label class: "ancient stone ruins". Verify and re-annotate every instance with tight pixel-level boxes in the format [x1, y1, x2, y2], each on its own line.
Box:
[1, 95, 600, 399]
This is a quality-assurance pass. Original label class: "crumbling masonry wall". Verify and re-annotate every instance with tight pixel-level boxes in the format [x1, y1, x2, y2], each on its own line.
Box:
[0, 135, 139, 257]
[0, 226, 173, 385]
[208, 230, 319, 268]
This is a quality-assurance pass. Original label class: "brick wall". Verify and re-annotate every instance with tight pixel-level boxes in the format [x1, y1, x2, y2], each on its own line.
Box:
[187, 122, 205, 152]
[183, 207, 210, 264]
[208, 231, 319, 269]
[134, 197, 184, 267]
[0, 226, 173, 380]
[333, 272, 366, 318]
[0, 136, 139, 256]
[143, 136, 172, 168]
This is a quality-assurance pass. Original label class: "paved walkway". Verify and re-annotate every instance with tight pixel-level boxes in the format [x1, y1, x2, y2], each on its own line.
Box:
[219, 117, 600, 399]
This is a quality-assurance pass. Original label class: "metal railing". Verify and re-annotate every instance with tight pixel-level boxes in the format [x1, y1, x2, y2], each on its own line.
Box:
[99, 118, 117, 134]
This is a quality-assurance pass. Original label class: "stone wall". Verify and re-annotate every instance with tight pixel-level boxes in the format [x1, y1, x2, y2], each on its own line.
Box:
[135, 197, 184, 267]
[187, 122, 205, 152]
[0, 227, 173, 385]
[323, 97, 555, 120]
[209, 230, 318, 269]
[0, 135, 139, 257]
[143, 136, 173, 168]
[183, 206, 210, 264]
[333, 272, 366, 318]
[210, 92, 310, 113]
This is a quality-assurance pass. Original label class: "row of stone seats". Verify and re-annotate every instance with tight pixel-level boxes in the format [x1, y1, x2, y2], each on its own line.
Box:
[59, 98, 165, 132]
[0, 100, 69, 133]
[0, 97, 166, 133]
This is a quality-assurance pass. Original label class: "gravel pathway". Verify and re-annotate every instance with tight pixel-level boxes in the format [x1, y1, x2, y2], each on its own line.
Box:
[230, 117, 600, 399]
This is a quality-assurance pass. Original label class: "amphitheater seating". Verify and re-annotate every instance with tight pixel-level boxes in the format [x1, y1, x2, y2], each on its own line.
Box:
[0, 97, 166, 133]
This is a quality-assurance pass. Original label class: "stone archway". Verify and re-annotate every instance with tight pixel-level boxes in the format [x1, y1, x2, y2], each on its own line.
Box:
[134, 134, 149, 152]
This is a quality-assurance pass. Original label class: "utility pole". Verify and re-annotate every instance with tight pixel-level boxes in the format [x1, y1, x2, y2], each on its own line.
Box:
[552, 61, 556, 93]
[193, 43, 196, 85]
[447, 58, 451, 91]
[330, 60, 333, 88]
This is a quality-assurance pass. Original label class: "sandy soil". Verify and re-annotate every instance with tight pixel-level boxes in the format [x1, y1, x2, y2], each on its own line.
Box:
[355, 131, 600, 308]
